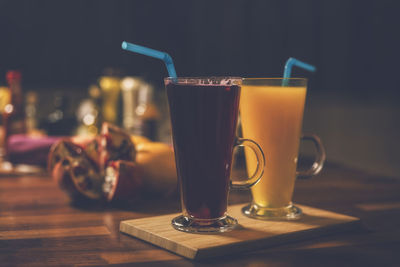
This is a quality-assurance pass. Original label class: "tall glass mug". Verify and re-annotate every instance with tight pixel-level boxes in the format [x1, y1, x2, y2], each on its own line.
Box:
[165, 77, 265, 233]
[240, 78, 326, 220]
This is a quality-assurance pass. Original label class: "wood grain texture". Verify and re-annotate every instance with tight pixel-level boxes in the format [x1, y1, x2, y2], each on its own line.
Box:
[120, 204, 360, 259]
[0, 225, 110, 240]
[0, 162, 399, 266]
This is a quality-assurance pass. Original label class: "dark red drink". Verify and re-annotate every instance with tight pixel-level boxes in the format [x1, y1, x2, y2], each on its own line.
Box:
[165, 78, 241, 219]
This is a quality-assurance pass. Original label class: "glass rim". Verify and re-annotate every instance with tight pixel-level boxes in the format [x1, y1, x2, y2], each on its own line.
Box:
[243, 77, 307, 81]
[242, 77, 307, 87]
[164, 76, 243, 85]
[164, 76, 242, 80]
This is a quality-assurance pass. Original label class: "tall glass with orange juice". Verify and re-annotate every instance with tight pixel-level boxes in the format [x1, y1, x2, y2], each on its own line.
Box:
[240, 78, 325, 220]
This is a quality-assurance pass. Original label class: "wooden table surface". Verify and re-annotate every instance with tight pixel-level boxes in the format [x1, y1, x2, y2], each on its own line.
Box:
[0, 161, 399, 266]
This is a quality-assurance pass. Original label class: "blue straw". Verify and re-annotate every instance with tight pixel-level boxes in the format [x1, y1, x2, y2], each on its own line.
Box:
[282, 57, 316, 86]
[121, 41, 177, 78]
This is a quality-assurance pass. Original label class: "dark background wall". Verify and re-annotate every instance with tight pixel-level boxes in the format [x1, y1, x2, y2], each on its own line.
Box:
[1, 0, 399, 97]
[0, 0, 399, 176]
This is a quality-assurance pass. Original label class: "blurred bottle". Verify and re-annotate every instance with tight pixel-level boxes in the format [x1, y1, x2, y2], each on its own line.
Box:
[75, 85, 102, 136]
[0, 86, 11, 122]
[99, 76, 120, 125]
[0, 86, 11, 156]
[2, 71, 26, 152]
[135, 83, 160, 140]
[41, 93, 76, 136]
[89, 84, 102, 128]
[120, 76, 143, 135]
[25, 91, 38, 134]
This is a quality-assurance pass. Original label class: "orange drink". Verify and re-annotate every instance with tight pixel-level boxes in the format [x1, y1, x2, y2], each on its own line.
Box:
[240, 78, 325, 220]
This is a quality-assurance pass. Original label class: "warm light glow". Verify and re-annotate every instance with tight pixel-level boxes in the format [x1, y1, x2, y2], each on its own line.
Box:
[83, 114, 95, 125]
[4, 104, 13, 113]
[121, 77, 139, 91]
[136, 105, 146, 116]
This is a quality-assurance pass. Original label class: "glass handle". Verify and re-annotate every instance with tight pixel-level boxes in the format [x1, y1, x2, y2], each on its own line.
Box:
[296, 134, 326, 179]
[231, 138, 265, 189]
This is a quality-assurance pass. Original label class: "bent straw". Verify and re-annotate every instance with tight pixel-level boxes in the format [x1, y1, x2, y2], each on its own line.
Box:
[121, 41, 177, 78]
[283, 57, 316, 86]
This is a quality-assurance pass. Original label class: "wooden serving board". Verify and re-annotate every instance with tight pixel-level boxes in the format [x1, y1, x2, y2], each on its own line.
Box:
[120, 204, 360, 260]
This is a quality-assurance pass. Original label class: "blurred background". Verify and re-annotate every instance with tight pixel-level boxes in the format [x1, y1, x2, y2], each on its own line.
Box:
[0, 0, 399, 177]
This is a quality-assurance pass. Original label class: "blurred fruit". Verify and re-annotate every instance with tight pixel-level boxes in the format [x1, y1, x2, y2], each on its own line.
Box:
[99, 123, 136, 172]
[48, 123, 177, 205]
[103, 160, 143, 203]
[70, 135, 96, 147]
[82, 138, 100, 166]
[135, 142, 177, 197]
[48, 139, 73, 173]
[49, 140, 104, 200]
[130, 135, 151, 146]
[7, 134, 61, 166]
[52, 162, 83, 200]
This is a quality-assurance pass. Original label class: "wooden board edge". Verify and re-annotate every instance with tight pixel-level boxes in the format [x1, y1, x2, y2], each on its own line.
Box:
[119, 220, 199, 260]
[194, 217, 362, 260]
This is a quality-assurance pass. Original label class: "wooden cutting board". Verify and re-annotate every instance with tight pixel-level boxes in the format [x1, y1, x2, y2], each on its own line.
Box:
[120, 204, 360, 260]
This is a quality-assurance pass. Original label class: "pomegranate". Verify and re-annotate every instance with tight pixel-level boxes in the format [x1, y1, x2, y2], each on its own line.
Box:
[103, 160, 143, 203]
[48, 140, 104, 200]
[99, 123, 136, 172]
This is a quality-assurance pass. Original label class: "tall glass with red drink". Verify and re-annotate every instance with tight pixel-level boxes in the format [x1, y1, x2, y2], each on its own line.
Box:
[165, 77, 265, 233]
